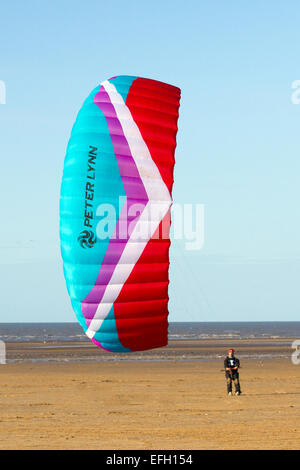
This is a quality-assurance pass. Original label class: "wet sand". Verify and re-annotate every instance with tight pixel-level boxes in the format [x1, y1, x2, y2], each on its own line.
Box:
[4, 337, 296, 363]
[0, 340, 300, 449]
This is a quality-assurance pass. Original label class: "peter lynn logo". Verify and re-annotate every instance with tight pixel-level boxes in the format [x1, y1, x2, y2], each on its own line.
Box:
[78, 230, 97, 248]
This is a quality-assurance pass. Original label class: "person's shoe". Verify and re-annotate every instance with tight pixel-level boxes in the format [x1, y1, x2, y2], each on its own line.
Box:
[228, 392, 232, 396]
[235, 391, 240, 396]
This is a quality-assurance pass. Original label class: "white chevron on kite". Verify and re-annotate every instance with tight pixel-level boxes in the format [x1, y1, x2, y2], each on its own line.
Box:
[86, 80, 172, 339]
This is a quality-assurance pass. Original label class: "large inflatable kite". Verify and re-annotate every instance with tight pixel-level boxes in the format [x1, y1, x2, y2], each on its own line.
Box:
[60, 76, 181, 352]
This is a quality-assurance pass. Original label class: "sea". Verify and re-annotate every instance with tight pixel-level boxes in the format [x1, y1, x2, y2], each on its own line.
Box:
[1, 321, 300, 343]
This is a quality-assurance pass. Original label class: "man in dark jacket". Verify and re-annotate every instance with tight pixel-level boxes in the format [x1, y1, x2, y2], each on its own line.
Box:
[224, 348, 241, 396]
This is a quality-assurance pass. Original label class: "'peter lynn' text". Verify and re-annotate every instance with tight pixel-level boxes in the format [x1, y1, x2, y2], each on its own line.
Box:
[84, 146, 97, 228]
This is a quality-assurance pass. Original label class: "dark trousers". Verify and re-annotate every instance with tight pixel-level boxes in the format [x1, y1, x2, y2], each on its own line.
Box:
[225, 370, 241, 393]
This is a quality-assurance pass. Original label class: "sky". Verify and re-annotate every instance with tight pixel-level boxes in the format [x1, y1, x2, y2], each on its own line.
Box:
[0, 0, 299, 322]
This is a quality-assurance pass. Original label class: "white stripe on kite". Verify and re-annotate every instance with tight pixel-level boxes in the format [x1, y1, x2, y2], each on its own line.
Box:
[86, 81, 171, 338]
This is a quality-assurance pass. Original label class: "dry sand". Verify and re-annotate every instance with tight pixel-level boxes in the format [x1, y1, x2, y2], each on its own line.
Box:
[0, 340, 300, 449]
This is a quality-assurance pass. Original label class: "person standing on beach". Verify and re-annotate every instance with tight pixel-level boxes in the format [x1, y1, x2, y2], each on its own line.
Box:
[224, 348, 241, 396]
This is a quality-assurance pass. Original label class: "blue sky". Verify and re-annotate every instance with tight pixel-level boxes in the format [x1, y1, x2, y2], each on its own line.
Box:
[0, 0, 299, 322]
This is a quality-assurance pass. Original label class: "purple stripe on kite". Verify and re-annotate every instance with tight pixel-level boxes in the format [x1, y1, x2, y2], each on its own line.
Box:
[91, 337, 111, 352]
[81, 83, 149, 329]
[89, 269, 114, 291]
[115, 154, 142, 178]
[80, 301, 104, 319]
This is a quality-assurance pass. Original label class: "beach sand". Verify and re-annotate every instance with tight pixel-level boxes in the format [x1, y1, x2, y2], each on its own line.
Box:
[0, 340, 300, 449]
